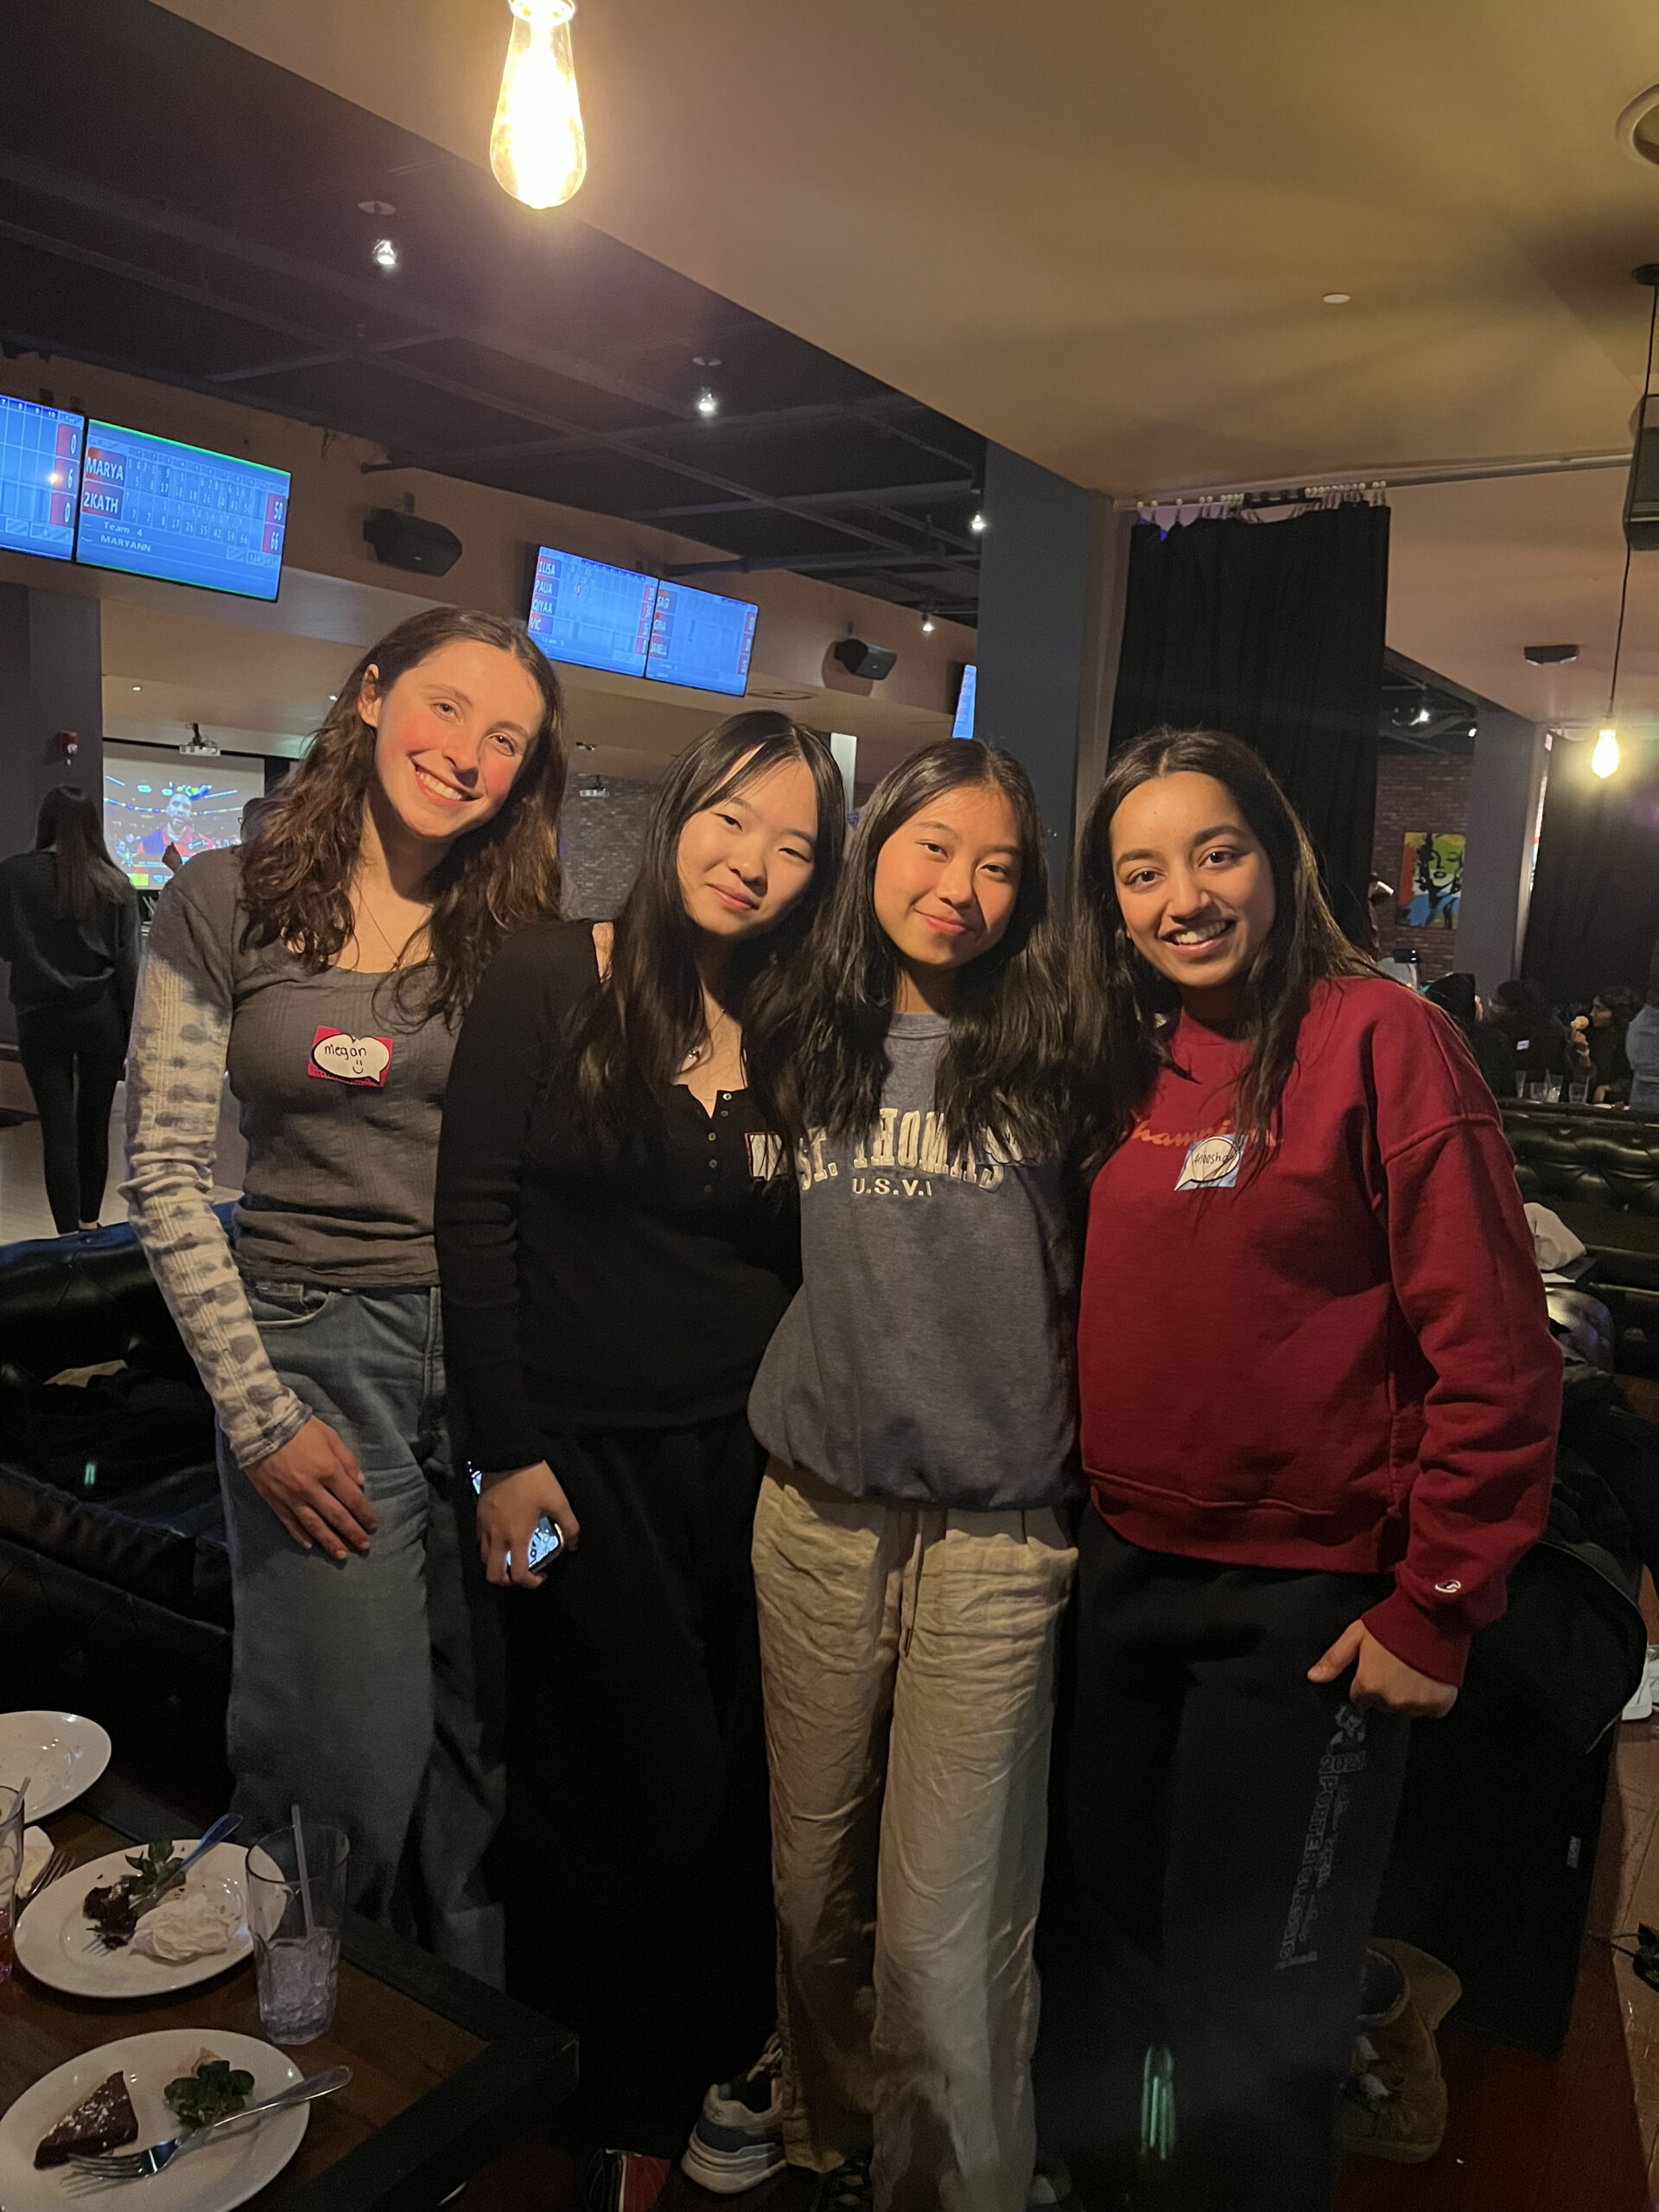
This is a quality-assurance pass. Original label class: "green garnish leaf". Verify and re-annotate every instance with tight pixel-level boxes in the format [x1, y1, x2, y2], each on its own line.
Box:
[162, 2059, 255, 2131]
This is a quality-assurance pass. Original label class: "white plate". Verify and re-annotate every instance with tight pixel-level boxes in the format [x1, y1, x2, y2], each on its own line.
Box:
[0, 1712, 111, 1821]
[16, 1840, 252, 2000]
[0, 2028, 305, 2212]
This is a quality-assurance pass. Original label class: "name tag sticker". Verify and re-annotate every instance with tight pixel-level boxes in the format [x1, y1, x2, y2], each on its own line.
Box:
[1174, 1132, 1247, 1191]
[308, 1027, 393, 1087]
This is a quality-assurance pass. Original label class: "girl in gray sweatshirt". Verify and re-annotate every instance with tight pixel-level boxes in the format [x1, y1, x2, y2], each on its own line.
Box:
[745, 740, 1077, 2212]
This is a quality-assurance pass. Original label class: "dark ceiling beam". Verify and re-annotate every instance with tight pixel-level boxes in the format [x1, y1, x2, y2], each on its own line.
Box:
[1, 214, 974, 570]
[209, 334, 435, 384]
[0, 149, 692, 422]
[631, 477, 975, 520]
[359, 392, 935, 474]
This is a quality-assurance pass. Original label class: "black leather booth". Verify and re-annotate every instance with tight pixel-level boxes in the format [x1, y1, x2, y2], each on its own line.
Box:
[1503, 1103, 1659, 1374]
[0, 1219, 231, 1787]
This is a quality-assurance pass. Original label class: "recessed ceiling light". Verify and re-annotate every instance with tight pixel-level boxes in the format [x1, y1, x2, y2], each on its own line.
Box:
[132, 683, 141, 692]
[328, 694, 337, 702]
[1322, 292, 1351, 306]
[371, 238, 399, 273]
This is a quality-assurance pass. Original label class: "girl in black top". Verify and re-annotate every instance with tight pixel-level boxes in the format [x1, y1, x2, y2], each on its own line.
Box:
[435, 712, 843, 2189]
[0, 787, 138, 1234]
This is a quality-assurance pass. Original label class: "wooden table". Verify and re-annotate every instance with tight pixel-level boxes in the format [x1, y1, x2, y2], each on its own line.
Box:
[1, 1778, 575, 2209]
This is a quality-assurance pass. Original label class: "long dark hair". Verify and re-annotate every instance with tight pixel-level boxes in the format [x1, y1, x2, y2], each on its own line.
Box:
[1072, 727, 1371, 1167]
[238, 607, 566, 1021]
[568, 711, 845, 1148]
[749, 740, 1070, 1152]
[36, 787, 130, 922]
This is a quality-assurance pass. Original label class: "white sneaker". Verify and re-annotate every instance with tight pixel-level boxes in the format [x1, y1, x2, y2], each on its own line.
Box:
[681, 2031, 785, 2196]
[1623, 1644, 1659, 1723]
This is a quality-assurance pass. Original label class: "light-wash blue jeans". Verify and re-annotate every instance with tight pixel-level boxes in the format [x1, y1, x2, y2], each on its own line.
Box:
[216, 1281, 504, 1986]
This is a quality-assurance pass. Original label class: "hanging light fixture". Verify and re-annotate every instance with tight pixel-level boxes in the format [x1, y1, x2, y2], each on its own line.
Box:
[490, 0, 588, 210]
[1598, 264, 1659, 780]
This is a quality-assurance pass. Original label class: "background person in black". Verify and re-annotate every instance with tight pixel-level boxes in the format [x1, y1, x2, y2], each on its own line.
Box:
[434, 711, 844, 2204]
[0, 787, 138, 1233]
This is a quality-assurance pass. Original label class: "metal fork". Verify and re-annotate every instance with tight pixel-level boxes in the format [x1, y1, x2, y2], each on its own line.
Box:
[65, 2066, 350, 2183]
[86, 1813, 240, 1953]
[16, 1842, 71, 1912]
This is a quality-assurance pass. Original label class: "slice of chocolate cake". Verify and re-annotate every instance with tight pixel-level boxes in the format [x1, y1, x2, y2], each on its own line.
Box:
[34, 2069, 139, 2168]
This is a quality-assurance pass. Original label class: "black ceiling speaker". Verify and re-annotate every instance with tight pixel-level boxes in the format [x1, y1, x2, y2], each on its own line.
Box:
[363, 508, 463, 576]
[832, 638, 898, 681]
[1624, 396, 1659, 551]
[1522, 643, 1579, 664]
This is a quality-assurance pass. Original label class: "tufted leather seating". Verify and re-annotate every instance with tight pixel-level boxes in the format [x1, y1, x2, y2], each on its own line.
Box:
[1503, 1105, 1659, 1376]
[0, 1219, 230, 1787]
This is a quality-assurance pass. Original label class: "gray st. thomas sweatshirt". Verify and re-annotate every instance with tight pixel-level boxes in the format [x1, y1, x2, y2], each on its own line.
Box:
[747, 1011, 1078, 1510]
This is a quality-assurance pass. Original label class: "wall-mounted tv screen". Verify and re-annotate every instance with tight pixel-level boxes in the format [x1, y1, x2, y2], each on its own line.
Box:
[646, 579, 758, 697]
[76, 421, 289, 601]
[527, 546, 658, 677]
[102, 741, 267, 888]
[952, 662, 977, 740]
[0, 394, 83, 563]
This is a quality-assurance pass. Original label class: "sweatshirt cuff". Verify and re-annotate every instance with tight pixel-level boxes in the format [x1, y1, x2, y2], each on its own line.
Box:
[227, 1393, 310, 1476]
[1361, 1587, 1473, 1689]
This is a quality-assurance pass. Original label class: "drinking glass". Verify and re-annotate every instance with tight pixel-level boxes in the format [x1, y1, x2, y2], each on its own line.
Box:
[0, 1784, 22, 1985]
[245, 1821, 348, 2044]
[1568, 1077, 1591, 1105]
[1542, 1071, 1563, 1103]
[1515, 1072, 1529, 1100]
[1527, 1078, 1548, 1102]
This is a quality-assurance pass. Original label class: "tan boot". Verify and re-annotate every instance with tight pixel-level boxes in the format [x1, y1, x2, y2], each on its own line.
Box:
[1340, 1939, 1462, 2164]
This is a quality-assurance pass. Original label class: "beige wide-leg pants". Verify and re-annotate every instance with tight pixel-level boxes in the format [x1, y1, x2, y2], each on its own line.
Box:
[752, 1459, 1077, 2212]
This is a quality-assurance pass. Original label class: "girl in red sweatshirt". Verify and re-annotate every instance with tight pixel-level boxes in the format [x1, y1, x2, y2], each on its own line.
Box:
[1068, 728, 1558, 2212]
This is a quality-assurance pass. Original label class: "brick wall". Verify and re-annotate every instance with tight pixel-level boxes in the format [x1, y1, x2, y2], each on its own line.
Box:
[1370, 752, 1474, 985]
[559, 776, 658, 919]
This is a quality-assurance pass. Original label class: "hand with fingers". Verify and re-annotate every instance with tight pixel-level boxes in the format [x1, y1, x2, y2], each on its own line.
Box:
[245, 1416, 376, 1561]
[477, 1460, 580, 1589]
[1307, 1620, 1459, 1719]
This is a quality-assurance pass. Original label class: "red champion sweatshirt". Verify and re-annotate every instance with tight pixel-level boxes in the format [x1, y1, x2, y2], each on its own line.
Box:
[1078, 976, 1560, 1685]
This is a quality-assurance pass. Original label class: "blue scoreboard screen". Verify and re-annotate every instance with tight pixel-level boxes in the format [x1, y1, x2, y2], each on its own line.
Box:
[0, 395, 83, 563]
[76, 421, 289, 601]
[645, 580, 758, 697]
[952, 663, 977, 740]
[527, 547, 658, 677]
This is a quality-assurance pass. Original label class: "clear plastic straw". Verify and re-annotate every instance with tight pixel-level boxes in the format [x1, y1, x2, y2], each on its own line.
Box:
[290, 1802, 315, 1937]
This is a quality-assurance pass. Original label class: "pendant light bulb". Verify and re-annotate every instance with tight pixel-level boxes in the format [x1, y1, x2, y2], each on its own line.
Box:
[490, 0, 587, 211]
[1593, 726, 1621, 779]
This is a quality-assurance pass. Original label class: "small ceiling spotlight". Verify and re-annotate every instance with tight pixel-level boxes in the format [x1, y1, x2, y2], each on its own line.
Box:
[693, 356, 721, 416]
[1593, 726, 1621, 778]
[920, 609, 937, 634]
[1414, 707, 1431, 724]
[1322, 292, 1351, 305]
[696, 386, 719, 417]
[371, 237, 399, 273]
[969, 511, 987, 533]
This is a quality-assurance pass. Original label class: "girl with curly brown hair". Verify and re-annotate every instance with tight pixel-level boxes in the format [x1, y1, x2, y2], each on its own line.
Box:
[124, 607, 564, 1980]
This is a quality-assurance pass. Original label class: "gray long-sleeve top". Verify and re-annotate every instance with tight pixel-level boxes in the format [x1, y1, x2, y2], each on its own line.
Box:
[747, 1012, 1078, 1510]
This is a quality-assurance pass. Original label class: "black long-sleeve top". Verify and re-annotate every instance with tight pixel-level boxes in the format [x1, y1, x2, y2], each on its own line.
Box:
[0, 849, 139, 1025]
[435, 918, 800, 1472]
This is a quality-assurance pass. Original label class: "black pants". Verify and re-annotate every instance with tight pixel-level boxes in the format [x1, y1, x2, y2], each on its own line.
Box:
[16, 989, 126, 1234]
[1068, 1513, 1411, 2212]
[500, 1411, 776, 2153]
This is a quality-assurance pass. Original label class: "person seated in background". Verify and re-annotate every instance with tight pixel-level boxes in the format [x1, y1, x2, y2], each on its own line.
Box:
[1424, 972, 1516, 1100]
[1485, 976, 1568, 1088]
[1628, 944, 1659, 1119]
[1569, 985, 1640, 1103]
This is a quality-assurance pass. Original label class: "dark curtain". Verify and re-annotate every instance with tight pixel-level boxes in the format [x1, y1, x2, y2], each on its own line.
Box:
[1108, 503, 1390, 938]
[1522, 738, 1659, 1004]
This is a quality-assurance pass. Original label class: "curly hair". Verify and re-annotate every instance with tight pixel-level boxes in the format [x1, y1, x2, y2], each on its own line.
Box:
[238, 607, 565, 1020]
[1071, 726, 1374, 1169]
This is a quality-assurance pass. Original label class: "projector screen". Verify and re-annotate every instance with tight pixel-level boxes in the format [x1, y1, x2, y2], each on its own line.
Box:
[0, 394, 82, 563]
[103, 742, 266, 889]
[952, 664, 977, 740]
[76, 421, 290, 601]
[645, 580, 759, 697]
[526, 546, 657, 677]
